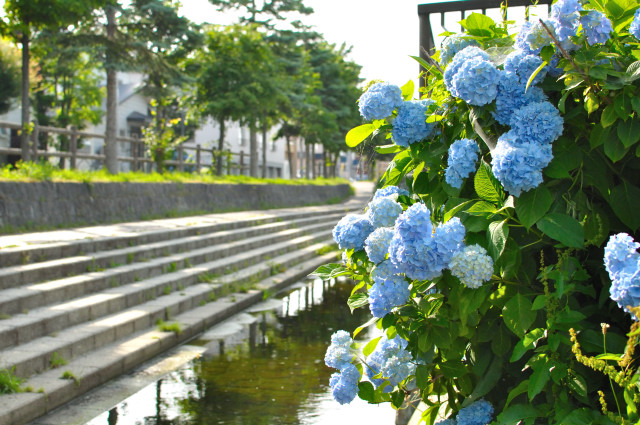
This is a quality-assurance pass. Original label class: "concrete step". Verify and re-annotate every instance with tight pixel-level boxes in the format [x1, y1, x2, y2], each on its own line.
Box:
[0, 211, 345, 290]
[0, 225, 337, 352]
[0, 204, 353, 267]
[0, 250, 339, 425]
[0, 215, 342, 316]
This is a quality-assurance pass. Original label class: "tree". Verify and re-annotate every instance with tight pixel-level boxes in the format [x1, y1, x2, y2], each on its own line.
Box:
[2, 0, 105, 161]
[0, 38, 21, 115]
[207, 0, 313, 29]
[192, 24, 279, 176]
[31, 29, 104, 166]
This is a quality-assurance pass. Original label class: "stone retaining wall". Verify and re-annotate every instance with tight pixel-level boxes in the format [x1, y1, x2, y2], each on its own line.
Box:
[0, 181, 353, 231]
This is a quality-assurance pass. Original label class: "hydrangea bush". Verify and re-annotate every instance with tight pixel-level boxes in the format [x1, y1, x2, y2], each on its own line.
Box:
[315, 0, 640, 423]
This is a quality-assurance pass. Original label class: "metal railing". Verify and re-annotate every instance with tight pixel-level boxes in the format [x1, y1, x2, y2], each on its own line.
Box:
[0, 121, 250, 174]
[418, 0, 553, 73]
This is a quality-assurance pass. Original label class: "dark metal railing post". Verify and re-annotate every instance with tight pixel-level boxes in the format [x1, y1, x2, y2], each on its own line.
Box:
[70, 126, 78, 169]
[196, 145, 201, 172]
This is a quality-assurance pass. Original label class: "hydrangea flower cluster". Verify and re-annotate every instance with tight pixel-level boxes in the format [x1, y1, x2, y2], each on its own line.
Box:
[510, 101, 563, 145]
[392, 100, 435, 147]
[550, 0, 582, 42]
[367, 196, 403, 228]
[449, 244, 494, 288]
[604, 233, 640, 319]
[358, 82, 403, 121]
[518, 19, 554, 54]
[368, 273, 410, 318]
[445, 138, 480, 188]
[494, 71, 546, 126]
[440, 34, 479, 65]
[373, 185, 410, 200]
[491, 136, 553, 196]
[445, 47, 500, 106]
[325, 331, 359, 404]
[504, 49, 547, 86]
[581, 11, 612, 45]
[631, 9, 640, 39]
[388, 204, 465, 281]
[365, 335, 415, 391]
[332, 214, 374, 251]
[365, 227, 394, 264]
[456, 399, 495, 425]
[372, 259, 401, 281]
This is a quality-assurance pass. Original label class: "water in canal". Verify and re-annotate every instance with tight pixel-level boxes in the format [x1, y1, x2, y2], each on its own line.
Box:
[84, 278, 396, 424]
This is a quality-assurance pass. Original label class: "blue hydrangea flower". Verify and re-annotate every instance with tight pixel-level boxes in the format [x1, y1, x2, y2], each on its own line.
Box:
[368, 274, 410, 318]
[445, 138, 480, 189]
[444, 46, 491, 95]
[325, 330, 355, 370]
[504, 50, 548, 86]
[329, 363, 360, 404]
[365, 335, 414, 391]
[522, 19, 555, 53]
[631, 9, 640, 39]
[449, 244, 494, 288]
[494, 72, 547, 126]
[440, 34, 479, 65]
[373, 185, 410, 200]
[550, 0, 582, 41]
[491, 132, 553, 197]
[372, 259, 401, 282]
[581, 11, 612, 45]
[358, 82, 404, 121]
[456, 399, 494, 425]
[450, 58, 500, 106]
[389, 204, 466, 281]
[510, 101, 563, 145]
[391, 100, 435, 147]
[604, 233, 640, 318]
[365, 227, 395, 264]
[332, 214, 374, 251]
[605, 233, 640, 280]
[367, 197, 403, 228]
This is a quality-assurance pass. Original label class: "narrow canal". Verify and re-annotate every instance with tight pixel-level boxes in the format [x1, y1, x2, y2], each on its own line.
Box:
[83, 278, 396, 424]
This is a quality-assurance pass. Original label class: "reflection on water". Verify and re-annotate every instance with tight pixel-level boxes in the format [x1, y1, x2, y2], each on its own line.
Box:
[86, 278, 396, 425]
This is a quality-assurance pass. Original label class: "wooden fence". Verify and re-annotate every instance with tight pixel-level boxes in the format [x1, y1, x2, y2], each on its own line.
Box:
[0, 121, 249, 174]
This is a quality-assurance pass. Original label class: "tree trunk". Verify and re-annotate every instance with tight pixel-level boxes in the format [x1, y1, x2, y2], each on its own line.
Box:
[322, 150, 327, 178]
[311, 143, 316, 179]
[261, 121, 267, 178]
[20, 32, 31, 162]
[104, 5, 119, 174]
[285, 135, 294, 179]
[249, 126, 258, 177]
[216, 118, 226, 175]
[304, 143, 310, 179]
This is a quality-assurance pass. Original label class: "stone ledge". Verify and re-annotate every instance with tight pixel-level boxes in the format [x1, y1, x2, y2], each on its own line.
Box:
[0, 182, 352, 231]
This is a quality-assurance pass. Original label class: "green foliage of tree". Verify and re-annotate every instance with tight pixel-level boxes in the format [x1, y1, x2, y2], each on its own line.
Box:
[0, 38, 21, 115]
[207, 0, 313, 29]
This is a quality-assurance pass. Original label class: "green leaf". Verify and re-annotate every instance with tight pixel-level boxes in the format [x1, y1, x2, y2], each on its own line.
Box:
[363, 336, 381, 357]
[488, 220, 509, 259]
[609, 182, 640, 231]
[536, 213, 584, 248]
[375, 144, 402, 154]
[491, 325, 512, 357]
[601, 104, 618, 128]
[566, 370, 588, 398]
[439, 360, 467, 378]
[614, 93, 633, 119]
[525, 61, 548, 92]
[353, 316, 379, 338]
[626, 60, 640, 81]
[474, 160, 504, 204]
[311, 263, 351, 280]
[400, 80, 414, 101]
[504, 380, 530, 408]
[347, 292, 369, 312]
[616, 117, 640, 148]
[528, 358, 551, 400]
[358, 381, 375, 402]
[466, 200, 499, 216]
[460, 13, 495, 37]
[594, 353, 623, 361]
[510, 328, 546, 362]
[604, 131, 629, 162]
[421, 404, 442, 425]
[415, 364, 430, 388]
[503, 293, 536, 338]
[391, 390, 404, 408]
[515, 186, 552, 229]
[346, 124, 376, 147]
[590, 124, 610, 149]
[466, 356, 502, 403]
[558, 408, 599, 425]
[444, 199, 473, 222]
[497, 404, 540, 424]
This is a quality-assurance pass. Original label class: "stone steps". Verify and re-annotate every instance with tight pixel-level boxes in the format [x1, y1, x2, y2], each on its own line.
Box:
[0, 182, 372, 425]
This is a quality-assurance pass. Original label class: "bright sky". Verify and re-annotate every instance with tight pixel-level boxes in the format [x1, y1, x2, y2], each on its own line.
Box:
[179, 0, 423, 88]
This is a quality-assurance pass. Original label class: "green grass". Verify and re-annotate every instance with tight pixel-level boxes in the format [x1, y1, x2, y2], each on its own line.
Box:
[0, 367, 23, 394]
[49, 352, 67, 369]
[0, 161, 350, 187]
[156, 319, 182, 334]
